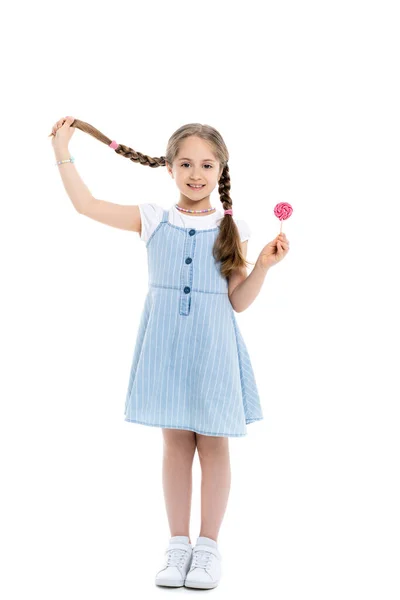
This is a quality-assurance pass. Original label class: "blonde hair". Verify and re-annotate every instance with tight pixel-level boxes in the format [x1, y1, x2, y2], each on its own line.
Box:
[55, 119, 253, 278]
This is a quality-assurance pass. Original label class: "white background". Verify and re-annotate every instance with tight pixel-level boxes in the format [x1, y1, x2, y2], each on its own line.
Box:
[1, 0, 399, 598]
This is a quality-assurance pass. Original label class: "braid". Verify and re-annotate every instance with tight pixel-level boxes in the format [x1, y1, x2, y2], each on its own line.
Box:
[218, 163, 232, 212]
[114, 143, 166, 168]
[63, 118, 167, 168]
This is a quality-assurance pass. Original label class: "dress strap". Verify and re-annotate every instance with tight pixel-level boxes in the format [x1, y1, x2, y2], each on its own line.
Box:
[161, 209, 169, 222]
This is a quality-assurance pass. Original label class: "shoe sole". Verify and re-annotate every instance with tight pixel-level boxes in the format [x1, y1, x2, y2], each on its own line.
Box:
[155, 578, 185, 587]
[185, 580, 220, 589]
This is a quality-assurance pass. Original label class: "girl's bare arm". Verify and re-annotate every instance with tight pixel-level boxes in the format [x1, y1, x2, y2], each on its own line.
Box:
[228, 240, 269, 313]
[53, 144, 142, 233]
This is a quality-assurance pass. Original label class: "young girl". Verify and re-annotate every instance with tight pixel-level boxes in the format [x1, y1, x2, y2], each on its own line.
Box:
[50, 117, 290, 590]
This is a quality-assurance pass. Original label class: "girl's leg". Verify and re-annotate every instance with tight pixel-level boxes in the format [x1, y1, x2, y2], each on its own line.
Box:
[195, 433, 231, 543]
[161, 428, 197, 544]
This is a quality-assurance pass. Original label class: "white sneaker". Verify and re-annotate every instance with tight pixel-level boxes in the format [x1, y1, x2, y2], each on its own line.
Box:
[184, 537, 222, 589]
[155, 536, 193, 587]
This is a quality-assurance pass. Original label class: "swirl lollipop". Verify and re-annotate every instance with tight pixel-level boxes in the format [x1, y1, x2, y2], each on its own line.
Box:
[274, 202, 293, 233]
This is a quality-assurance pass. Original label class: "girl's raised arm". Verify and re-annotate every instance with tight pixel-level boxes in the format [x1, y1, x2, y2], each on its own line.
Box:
[53, 143, 142, 234]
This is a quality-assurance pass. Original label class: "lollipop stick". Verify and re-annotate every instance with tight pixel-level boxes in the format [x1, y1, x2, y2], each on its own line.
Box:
[280, 219, 283, 233]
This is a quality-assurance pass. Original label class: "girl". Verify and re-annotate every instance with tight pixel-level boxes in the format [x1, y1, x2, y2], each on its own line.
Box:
[50, 117, 290, 590]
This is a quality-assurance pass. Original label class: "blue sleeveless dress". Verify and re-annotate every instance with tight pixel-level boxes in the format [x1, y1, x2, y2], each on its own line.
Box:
[124, 209, 263, 437]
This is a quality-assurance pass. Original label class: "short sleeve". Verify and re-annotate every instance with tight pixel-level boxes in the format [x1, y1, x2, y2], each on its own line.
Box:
[235, 219, 251, 242]
[138, 203, 164, 243]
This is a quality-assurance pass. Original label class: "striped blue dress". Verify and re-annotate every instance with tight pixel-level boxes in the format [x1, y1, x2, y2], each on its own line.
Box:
[124, 209, 263, 437]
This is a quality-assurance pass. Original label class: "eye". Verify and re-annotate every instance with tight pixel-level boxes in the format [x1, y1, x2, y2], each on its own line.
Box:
[180, 163, 213, 169]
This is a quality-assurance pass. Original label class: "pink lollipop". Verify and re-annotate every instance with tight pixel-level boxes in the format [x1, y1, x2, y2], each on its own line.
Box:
[274, 202, 293, 233]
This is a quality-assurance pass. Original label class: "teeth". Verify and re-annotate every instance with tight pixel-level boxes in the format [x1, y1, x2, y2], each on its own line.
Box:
[189, 184, 204, 188]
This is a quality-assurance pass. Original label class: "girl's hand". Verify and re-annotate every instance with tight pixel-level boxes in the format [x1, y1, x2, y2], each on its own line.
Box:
[48, 116, 76, 148]
[258, 233, 290, 270]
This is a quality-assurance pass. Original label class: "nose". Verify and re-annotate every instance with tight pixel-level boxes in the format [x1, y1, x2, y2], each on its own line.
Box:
[188, 167, 204, 180]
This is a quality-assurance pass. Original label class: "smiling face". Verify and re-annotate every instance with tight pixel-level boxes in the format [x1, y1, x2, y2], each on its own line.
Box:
[166, 135, 224, 210]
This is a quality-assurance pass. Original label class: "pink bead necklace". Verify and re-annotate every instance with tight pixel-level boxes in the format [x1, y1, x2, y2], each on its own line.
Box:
[175, 204, 233, 216]
[175, 204, 215, 215]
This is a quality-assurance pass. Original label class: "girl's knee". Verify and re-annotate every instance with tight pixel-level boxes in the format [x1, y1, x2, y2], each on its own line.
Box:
[196, 434, 229, 459]
[162, 428, 197, 452]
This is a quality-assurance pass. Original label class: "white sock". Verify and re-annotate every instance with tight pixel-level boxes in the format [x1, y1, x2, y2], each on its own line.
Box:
[170, 535, 191, 545]
[196, 536, 217, 548]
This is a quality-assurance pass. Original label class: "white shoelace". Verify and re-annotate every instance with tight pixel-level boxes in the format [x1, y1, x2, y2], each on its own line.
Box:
[191, 549, 212, 569]
[166, 548, 188, 567]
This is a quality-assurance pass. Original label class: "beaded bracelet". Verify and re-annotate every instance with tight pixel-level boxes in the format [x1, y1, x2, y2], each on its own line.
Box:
[55, 156, 75, 166]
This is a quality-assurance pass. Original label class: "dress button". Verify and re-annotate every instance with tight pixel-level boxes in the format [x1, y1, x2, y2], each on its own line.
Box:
[189, 229, 196, 236]
[184, 286, 191, 294]
[185, 257, 192, 264]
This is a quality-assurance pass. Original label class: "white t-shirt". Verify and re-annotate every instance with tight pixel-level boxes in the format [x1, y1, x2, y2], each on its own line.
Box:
[138, 203, 251, 244]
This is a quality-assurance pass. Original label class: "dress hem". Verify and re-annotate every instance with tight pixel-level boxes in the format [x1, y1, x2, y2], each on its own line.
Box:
[124, 416, 264, 437]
